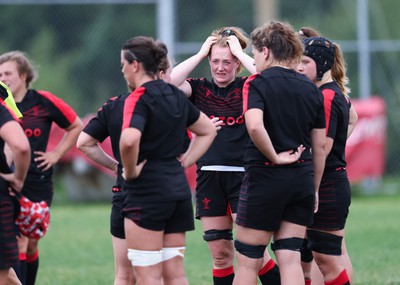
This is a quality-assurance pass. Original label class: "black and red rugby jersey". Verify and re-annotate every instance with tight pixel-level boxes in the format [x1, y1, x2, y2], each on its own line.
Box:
[122, 80, 200, 162]
[83, 93, 128, 185]
[320, 81, 351, 171]
[16, 89, 77, 176]
[243, 67, 325, 166]
[187, 77, 249, 168]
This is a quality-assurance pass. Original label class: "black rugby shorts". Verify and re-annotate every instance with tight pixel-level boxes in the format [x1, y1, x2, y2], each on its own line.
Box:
[309, 170, 351, 231]
[195, 171, 243, 219]
[236, 166, 315, 231]
[110, 192, 125, 239]
[0, 193, 19, 269]
[122, 198, 194, 233]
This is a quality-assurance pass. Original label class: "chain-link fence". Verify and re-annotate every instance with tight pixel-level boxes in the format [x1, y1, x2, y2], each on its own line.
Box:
[1, 0, 399, 179]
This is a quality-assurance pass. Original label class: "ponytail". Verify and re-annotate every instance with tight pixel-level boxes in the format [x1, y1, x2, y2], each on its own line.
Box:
[331, 43, 351, 97]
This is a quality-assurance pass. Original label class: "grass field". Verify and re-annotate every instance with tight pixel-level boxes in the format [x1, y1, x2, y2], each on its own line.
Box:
[36, 191, 400, 285]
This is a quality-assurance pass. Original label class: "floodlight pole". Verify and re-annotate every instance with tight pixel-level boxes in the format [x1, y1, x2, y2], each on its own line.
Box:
[358, 0, 370, 99]
[156, 0, 175, 60]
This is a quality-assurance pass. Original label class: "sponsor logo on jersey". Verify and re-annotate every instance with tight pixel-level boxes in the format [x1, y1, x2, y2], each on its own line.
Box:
[25, 128, 42, 137]
[210, 115, 244, 126]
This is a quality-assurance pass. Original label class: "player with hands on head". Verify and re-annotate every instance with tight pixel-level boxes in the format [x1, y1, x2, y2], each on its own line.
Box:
[297, 27, 357, 285]
[119, 36, 216, 285]
[0, 51, 83, 285]
[0, 81, 30, 285]
[171, 26, 303, 285]
[232, 20, 326, 285]
[171, 26, 262, 285]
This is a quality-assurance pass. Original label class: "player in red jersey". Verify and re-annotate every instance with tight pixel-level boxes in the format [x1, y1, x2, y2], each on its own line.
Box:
[171, 26, 304, 285]
[77, 54, 173, 285]
[0, 51, 83, 285]
[119, 36, 216, 285]
[233, 21, 326, 285]
[297, 31, 358, 285]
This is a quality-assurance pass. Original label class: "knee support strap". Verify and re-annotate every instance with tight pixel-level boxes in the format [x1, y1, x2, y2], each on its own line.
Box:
[162, 246, 185, 262]
[234, 240, 266, 259]
[307, 229, 343, 256]
[203, 229, 233, 242]
[127, 248, 162, 267]
[271, 237, 304, 252]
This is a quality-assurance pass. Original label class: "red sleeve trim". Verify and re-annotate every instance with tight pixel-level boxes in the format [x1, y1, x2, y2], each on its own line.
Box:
[322, 89, 335, 135]
[186, 129, 193, 140]
[242, 74, 258, 114]
[122, 87, 146, 130]
[37, 90, 77, 124]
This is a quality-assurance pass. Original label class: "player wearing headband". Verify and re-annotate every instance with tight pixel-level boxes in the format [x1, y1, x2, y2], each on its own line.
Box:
[298, 34, 357, 285]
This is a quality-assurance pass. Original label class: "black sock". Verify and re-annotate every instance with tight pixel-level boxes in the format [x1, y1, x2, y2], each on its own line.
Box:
[213, 266, 235, 285]
[19, 253, 27, 285]
[258, 259, 280, 285]
[26, 250, 39, 285]
[12, 264, 23, 284]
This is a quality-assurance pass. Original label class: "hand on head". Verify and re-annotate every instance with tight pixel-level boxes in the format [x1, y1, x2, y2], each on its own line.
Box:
[198, 36, 218, 58]
[226, 35, 243, 57]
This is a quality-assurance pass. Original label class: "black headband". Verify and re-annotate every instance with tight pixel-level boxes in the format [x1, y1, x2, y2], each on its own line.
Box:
[219, 29, 236, 37]
[125, 50, 140, 63]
